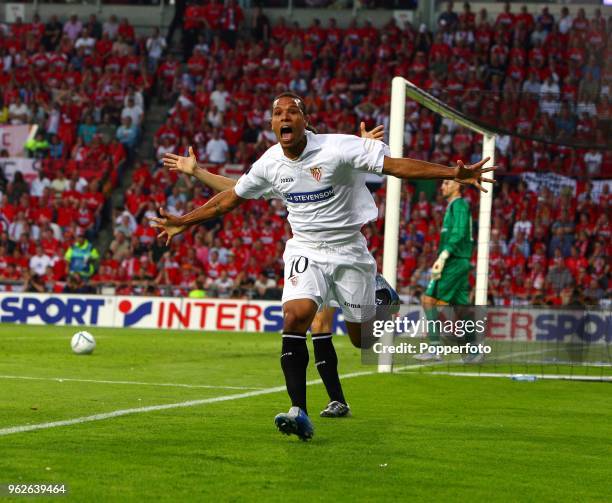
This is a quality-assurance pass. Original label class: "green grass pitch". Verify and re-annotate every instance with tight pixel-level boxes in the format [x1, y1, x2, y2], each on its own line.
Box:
[1, 325, 610, 502]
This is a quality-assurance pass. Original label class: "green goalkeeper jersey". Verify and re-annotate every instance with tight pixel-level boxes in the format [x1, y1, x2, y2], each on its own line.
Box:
[439, 197, 473, 259]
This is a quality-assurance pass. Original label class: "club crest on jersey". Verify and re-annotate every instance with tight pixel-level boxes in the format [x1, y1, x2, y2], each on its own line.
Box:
[310, 167, 322, 182]
[290, 276, 298, 287]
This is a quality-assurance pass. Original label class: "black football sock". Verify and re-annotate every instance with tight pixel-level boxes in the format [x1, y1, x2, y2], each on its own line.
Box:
[280, 333, 309, 415]
[312, 333, 346, 405]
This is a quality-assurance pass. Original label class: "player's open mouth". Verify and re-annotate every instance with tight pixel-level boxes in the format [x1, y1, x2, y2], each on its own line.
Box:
[280, 125, 293, 142]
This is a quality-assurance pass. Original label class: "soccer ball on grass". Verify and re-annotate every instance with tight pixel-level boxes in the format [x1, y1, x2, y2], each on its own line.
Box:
[71, 331, 96, 355]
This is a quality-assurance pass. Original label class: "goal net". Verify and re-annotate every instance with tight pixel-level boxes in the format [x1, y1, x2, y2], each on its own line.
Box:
[376, 77, 611, 381]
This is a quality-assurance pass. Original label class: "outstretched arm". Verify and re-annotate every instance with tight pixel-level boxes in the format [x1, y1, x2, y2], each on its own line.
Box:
[163, 147, 236, 192]
[150, 189, 245, 245]
[178, 188, 244, 226]
[192, 166, 236, 192]
[166, 124, 386, 193]
[382, 157, 495, 192]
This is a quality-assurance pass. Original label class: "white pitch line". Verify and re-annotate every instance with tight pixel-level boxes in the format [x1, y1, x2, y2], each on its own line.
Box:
[509, 360, 612, 368]
[0, 387, 286, 437]
[0, 363, 430, 438]
[428, 371, 612, 382]
[0, 375, 264, 391]
[0, 336, 111, 340]
[393, 347, 612, 379]
[394, 347, 558, 372]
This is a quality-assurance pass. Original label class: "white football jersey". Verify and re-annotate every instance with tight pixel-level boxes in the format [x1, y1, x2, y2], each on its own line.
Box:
[235, 131, 390, 243]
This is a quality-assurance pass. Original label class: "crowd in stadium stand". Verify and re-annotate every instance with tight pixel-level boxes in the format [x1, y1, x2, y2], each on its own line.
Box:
[0, 3, 610, 307]
[0, 12, 152, 292]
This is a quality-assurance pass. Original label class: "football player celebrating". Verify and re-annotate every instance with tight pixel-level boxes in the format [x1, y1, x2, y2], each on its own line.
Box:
[152, 92, 494, 441]
[163, 121, 397, 420]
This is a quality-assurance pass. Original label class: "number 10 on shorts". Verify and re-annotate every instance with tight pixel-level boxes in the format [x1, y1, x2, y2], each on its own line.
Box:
[287, 257, 309, 286]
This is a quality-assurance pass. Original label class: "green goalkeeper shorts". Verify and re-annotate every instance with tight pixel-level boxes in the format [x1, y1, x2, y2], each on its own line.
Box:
[425, 258, 472, 305]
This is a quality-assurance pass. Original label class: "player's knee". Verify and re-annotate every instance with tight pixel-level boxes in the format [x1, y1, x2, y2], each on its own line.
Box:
[283, 310, 311, 333]
[310, 318, 324, 334]
[348, 334, 363, 348]
[348, 334, 375, 350]
[283, 311, 299, 331]
[346, 321, 375, 349]
[311, 315, 333, 334]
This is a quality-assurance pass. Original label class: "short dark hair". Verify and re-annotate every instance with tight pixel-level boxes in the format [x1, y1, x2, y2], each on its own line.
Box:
[272, 92, 318, 133]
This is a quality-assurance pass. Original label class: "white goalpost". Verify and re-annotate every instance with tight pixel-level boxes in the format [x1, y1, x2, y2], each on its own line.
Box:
[379, 76, 496, 373]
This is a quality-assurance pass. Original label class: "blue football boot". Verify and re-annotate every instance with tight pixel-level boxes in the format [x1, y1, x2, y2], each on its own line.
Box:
[274, 406, 314, 441]
[375, 273, 401, 315]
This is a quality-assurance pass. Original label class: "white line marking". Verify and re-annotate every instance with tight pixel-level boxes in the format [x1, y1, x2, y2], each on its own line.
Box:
[0, 336, 111, 340]
[0, 387, 287, 437]
[428, 371, 612, 382]
[394, 348, 557, 372]
[0, 375, 264, 391]
[0, 364, 428, 437]
[509, 360, 612, 368]
[393, 347, 612, 379]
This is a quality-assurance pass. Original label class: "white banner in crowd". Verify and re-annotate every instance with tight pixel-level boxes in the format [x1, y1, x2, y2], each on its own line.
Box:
[591, 179, 612, 202]
[0, 125, 31, 157]
[4, 3, 25, 23]
[0, 293, 608, 345]
[0, 158, 39, 183]
[521, 172, 578, 196]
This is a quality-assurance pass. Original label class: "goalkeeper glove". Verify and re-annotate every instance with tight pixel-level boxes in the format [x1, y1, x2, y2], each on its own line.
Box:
[431, 250, 450, 280]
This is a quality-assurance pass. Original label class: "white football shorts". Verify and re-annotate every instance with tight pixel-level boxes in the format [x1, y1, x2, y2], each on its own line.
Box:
[282, 234, 376, 323]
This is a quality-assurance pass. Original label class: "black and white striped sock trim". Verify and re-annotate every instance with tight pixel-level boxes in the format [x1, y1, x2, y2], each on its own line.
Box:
[282, 332, 307, 340]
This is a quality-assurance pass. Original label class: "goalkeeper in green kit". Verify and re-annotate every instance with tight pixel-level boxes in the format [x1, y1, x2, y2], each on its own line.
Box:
[416, 179, 482, 363]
